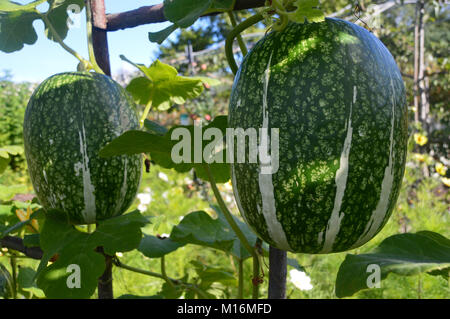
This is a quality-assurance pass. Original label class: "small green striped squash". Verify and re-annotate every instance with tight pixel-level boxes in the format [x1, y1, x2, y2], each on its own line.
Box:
[23, 72, 142, 225]
[229, 18, 408, 253]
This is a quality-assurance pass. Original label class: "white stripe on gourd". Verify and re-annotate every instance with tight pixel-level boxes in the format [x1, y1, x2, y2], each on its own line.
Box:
[320, 86, 357, 253]
[78, 123, 96, 223]
[352, 78, 396, 248]
[257, 51, 292, 251]
[231, 165, 249, 226]
[115, 157, 128, 216]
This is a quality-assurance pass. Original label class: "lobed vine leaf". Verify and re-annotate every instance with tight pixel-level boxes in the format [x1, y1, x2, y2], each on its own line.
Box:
[148, 23, 178, 44]
[44, 0, 85, 42]
[170, 210, 236, 253]
[121, 56, 218, 111]
[0, 0, 46, 12]
[149, 0, 234, 44]
[99, 115, 230, 183]
[138, 234, 185, 258]
[144, 119, 168, 136]
[0, 9, 39, 53]
[286, 0, 325, 24]
[35, 209, 148, 298]
[335, 231, 450, 298]
[0, 0, 85, 52]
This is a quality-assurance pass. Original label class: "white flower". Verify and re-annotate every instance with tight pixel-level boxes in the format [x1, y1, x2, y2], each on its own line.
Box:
[289, 269, 313, 291]
[158, 172, 169, 182]
[179, 215, 184, 221]
[137, 193, 152, 205]
[160, 233, 170, 238]
[137, 204, 147, 212]
[162, 191, 169, 200]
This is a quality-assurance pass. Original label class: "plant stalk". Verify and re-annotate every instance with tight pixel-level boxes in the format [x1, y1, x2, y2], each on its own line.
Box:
[85, 0, 105, 74]
[225, 12, 265, 74]
[203, 164, 260, 298]
[227, 12, 248, 56]
[38, 12, 89, 68]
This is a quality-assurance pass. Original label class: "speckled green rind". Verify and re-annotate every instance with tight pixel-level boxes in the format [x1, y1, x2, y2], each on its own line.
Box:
[229, 18, 408, 254]
[23, 72, 142, 225]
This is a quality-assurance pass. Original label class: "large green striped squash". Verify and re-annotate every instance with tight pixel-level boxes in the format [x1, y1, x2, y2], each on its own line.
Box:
[23, 72, 142, 225]
[229, 18, 408, 253]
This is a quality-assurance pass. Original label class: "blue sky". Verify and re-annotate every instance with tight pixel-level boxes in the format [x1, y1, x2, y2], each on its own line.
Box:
[0, 1, 173, 82]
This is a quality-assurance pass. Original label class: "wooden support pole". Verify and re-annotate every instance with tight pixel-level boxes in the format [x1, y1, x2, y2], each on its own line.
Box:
[89, 0, 113, 299]
[268, 246, 287, 299]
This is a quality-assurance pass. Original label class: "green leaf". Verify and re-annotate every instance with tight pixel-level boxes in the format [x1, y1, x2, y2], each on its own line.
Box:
[150, 0, 234, 44]
[190, 260, 236, 288]
[209, 204, 258, 260]
[0, 0, 47, 12]
[335, 231, 450, 298]
[138, 234, 185, 258]
[0, 184, 28, 201]
[0, 9, 39, 52]
[44, 0, 85, 42]
[144, 119, 168, 136]
[163, 0, 212, 28]
[17, 267, 45, 298]
[35, 210, 148, 298]
[287, 0, 325, 24]
[148, 23, 178, 44]
[170, 210, 236, 252]
[93, 210, 149, 255]
[0, 145, 23, 174]
[0, 145, 23, 157]
[23, 234, 40, 247]
[122, 57, 206, 111]
[99, 115, 230, 183]
[0, 204, 12, 216]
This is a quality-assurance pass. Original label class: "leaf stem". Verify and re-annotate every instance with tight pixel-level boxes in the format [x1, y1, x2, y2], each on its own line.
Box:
[140, 98, 153, 128]
[225, 12, 265, 75]
[161, 255, 175, 289]
[113, 258, 209, 298]
[38, 12, 90, 69]
[85, 0, 105, 74]
[238, 258, 244, 298]
[203, 163, 260, 299]
[227, 12, 248, 56]
[9, 254, 17, 299]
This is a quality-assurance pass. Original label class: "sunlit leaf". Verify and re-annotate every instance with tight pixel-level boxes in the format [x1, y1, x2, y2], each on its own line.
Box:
[287, 0, 325, 24]
[335, 231, 450, 298]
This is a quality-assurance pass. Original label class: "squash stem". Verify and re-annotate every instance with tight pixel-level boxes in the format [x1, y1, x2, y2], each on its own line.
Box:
[113, 257, 209, 298]
[38, 11, 90, 69]
[85, 0, 105, 74]
[225, 12, 266, 75]
[238, 258, 244, 298]
[140, 99, 153, 127]
[203, 163, 260, 298]
[227, 12, 248, 56]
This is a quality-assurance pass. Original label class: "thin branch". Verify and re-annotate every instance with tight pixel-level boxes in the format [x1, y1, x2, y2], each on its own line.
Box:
[105, 0, 266, 31]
